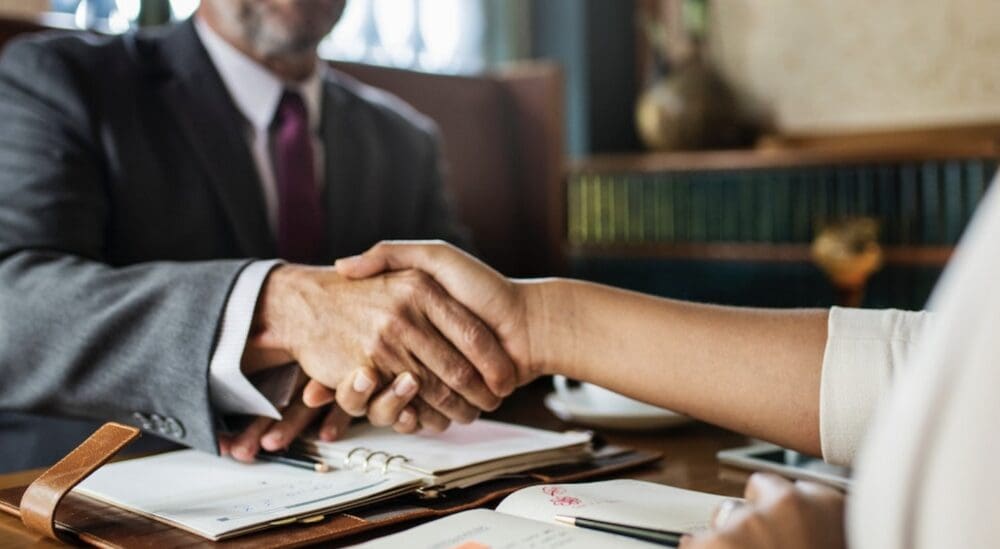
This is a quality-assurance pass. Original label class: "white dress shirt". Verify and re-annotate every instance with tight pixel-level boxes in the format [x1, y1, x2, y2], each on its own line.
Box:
[818, 173, 1000, 547]
[195, 17, 323, 420]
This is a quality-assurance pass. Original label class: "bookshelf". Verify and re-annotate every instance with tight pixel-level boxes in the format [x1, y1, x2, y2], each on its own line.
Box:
[565, 144, 999, 309]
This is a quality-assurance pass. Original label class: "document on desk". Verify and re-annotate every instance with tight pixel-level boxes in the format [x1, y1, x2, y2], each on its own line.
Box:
[355, 479, 742, 548]
[496, 478, 737, 533]
[74, 449, 421, 540]
[355, 509, 658, 548]
[70, 420, 592, 541]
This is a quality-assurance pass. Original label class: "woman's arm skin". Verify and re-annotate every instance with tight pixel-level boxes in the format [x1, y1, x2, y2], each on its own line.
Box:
[526, 279, 827, 455]
[335, 241, 828, 456]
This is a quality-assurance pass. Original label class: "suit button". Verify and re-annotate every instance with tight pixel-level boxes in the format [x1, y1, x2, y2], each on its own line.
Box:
[165, 417, 185, 439]
[132, 412, 153, 431]
[150, 414, 168, 434]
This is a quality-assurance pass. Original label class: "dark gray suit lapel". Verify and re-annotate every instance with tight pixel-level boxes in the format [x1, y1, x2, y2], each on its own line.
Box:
[320, 78, 366, 259]
[148, 21, 275, 258]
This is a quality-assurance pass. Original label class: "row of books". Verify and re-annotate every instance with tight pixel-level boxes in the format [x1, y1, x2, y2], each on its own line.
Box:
[569, 257, 943, 310]
[566, 159, 998, 246]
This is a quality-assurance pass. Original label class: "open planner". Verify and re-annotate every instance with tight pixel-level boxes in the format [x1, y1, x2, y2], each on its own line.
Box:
[357, 479, 742, 548]
[70, 419, 592, 541]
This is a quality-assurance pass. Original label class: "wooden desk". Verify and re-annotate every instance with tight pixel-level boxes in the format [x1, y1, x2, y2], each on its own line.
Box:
[0, 381, 751, 547]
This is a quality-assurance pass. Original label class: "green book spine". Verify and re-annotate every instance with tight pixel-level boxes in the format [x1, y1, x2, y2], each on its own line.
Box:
[595, 174, 609, 243]
[772, 170, 791, 242]
[811, 167, 830, 238]
[738, 171, 755, 242]
[899, 163, 919, 245]
[721, 172, 740, 242]
[964, 160, 987, 228]
[615, 175, 629, 242]
[920, 161, 942, 244]
[876, 164, 897, 245]
[689, 172, 708, 242]
[656, 174, 675, 242]
[791, 168, 811, 242]
[755, 171, 774, 242]
[704, 173, 721, 241]
[566, 174, 581, 244]
[674, 174, 691, 242]
[942, 160, 963, 244]
[642, 174, 660, 242]
[628, 174, 644, 242]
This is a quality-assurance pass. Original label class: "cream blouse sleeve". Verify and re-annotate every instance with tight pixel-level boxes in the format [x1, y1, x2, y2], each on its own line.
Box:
[819, 306, 934, 466]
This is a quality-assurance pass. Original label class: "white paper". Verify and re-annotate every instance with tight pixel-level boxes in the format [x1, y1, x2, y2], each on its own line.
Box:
[307, 419, 591, 474]
[496, 479, 739, 533]
[74, 449, 419, 540]
[351, 509, 658, 549]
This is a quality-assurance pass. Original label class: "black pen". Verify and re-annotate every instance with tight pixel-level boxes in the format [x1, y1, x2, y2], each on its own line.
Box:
[257, 451, 331, 473]
[554, 515, 684, 546]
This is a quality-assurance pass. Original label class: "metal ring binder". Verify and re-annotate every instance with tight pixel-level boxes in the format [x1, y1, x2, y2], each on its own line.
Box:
[383, 454, 409, 475]
[362, 451, 389, 473]
[344, 447, 371, 469]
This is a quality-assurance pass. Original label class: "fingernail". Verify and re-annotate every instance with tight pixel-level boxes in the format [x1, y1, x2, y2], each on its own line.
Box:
[334, 255, 361, 268]
[353, 371, 374, 392]
[394, 373, 418, 397]
[234, 445, 254, 461]
[398, 409, 415, 425]
[261, 432, 283, 449]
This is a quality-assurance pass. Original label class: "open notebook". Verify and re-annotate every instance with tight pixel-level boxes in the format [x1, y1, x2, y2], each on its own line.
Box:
[71, 420, 591, 541]
[356, 479, 741, 548]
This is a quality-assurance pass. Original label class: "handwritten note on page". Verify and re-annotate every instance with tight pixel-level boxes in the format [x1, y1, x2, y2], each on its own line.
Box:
[352, 509, 658, 549]
[495, 479, 740, 533]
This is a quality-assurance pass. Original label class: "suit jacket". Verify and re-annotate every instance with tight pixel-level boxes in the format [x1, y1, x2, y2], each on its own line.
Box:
[0, 20, 466, 473]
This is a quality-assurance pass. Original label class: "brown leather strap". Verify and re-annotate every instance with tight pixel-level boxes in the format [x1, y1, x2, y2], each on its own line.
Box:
[20, 422, 140, 540]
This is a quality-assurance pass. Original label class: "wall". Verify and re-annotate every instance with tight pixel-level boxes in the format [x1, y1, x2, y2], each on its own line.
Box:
[0, 1, 47, 18]
[709, 0, 1000, 135]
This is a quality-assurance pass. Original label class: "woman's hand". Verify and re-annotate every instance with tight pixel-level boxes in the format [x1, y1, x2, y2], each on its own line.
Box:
[681, 473, 846, 549]
[334, 240, 540, 387]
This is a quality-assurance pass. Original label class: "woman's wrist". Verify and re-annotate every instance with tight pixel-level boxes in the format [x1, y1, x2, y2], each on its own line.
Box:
[517, 278, 579, 379]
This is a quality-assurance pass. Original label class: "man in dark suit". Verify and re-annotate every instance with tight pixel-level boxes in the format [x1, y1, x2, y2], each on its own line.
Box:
[0, 0, 515, 473]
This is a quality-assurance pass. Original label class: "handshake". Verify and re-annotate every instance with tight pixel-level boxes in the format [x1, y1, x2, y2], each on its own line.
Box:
[220, 241, 550, 462]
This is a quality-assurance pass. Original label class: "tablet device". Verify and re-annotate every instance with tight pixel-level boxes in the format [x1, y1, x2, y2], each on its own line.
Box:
[717, 443, 851, 491]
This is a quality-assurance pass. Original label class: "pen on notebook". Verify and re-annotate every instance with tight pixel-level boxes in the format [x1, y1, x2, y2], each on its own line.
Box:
[554, 515, 684, 547]
[257, 451, 331, 473]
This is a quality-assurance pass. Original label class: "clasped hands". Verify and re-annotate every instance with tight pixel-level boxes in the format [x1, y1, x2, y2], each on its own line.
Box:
[220, 241, 541, 462]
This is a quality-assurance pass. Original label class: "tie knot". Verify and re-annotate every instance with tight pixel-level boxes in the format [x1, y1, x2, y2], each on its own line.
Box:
[276, 90, 308, 127]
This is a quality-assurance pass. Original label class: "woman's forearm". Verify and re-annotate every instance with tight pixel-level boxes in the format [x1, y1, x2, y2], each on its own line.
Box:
[522, 278, 828, 456]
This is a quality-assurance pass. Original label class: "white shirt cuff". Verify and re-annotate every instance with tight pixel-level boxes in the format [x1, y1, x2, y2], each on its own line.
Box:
[209, 259, 286, 419]
[819, 306, 933, 466]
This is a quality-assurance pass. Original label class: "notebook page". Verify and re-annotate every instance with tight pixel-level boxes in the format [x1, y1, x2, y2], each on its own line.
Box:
[304, 419, 591, 474]
[352, 509, 659, 549]
[73, 449, 420, 540]
[495, 479, 740, 533]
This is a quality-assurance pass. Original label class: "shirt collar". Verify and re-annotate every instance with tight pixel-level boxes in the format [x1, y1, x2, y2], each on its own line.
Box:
[194, 16, 323, 133]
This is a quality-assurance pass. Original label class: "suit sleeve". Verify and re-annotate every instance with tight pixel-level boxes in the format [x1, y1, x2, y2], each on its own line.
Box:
[0, 38, 242, 453]
[414, 127, 473, 250]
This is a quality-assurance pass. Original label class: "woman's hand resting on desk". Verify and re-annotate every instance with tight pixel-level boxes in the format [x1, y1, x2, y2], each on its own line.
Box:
[680, 473, 846, 549]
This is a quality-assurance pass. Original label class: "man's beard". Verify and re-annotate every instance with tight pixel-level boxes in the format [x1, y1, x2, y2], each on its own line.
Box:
[218, 1, 337, 58]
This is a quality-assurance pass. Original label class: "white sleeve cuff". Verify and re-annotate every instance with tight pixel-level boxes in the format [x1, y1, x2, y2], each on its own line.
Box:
[819, 306, 933, 466]
[209, 260, 285, 419]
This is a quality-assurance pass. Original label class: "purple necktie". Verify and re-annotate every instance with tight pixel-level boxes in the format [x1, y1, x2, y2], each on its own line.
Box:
[273, 91, 324, 263]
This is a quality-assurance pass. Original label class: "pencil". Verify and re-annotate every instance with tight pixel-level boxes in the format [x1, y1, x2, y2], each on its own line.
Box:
[257, 451, 331, 473]
[554, 515, 684, 546]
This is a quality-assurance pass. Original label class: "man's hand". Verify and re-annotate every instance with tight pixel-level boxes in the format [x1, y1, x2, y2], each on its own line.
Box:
[334, 241, 542, 386]
[680, 473, 846, 549]
[218, 397, 352, 463]
[243, 265, 517, 427]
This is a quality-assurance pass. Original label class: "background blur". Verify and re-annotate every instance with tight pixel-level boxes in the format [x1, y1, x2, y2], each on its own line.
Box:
[3, 0, 998, 311]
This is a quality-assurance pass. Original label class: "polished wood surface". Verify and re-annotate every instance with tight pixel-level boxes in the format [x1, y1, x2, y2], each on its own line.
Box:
[0, 380, 751, 547]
